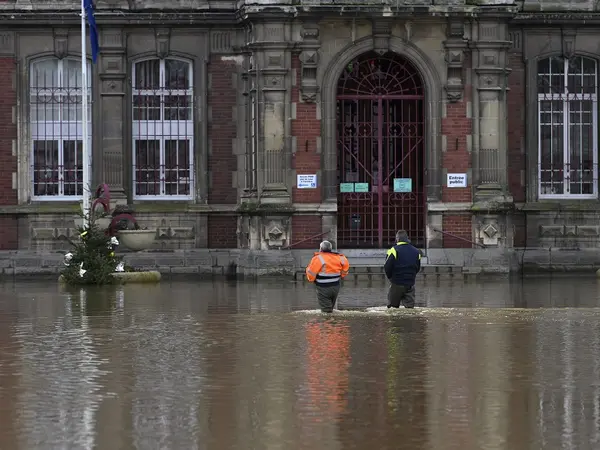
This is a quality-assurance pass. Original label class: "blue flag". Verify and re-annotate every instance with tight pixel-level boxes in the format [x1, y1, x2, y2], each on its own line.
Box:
[84, 0, 99, 63]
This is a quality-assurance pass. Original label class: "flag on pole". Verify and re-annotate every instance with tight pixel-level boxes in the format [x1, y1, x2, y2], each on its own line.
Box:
[84, 0, 99, 63]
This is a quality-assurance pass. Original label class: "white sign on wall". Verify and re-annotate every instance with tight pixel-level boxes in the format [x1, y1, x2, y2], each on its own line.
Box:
[447, 173, 467, 188]
[297, 174, 317, 189]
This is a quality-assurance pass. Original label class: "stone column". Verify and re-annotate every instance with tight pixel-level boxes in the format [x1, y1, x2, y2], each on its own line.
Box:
[472, 21, 511, 201]
[248, 23, 292, 205]
[443, 20, 467, 104]
[97, 29, 127, 202]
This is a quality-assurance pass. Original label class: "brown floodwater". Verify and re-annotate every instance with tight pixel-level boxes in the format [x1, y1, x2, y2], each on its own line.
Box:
[1, 277, 600, 449]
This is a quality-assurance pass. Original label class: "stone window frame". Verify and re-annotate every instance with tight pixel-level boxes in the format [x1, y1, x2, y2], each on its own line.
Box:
[524, 30, 600, 203]
[319, 35, 443, 204]
[536, 55, 598, 200]
[130, 56, 195, 200]
[124, 30, 209, 204]
[26, 55, 93, 203]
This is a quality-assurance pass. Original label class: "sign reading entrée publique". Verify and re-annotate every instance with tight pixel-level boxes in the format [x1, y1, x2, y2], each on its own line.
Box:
[297, 174, 317, 189]
[446, 173, 467, 188]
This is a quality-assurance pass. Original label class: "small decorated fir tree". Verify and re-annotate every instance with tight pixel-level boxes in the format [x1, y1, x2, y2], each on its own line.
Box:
[60, 216, 124, 286]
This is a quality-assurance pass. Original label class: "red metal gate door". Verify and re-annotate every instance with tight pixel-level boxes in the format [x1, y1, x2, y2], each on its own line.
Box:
[381, 97, 425, 248]
[337, 52, 425, 249]
[337, 98, 379, 248]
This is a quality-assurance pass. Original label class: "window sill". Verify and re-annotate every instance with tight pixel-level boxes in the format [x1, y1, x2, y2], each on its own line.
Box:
[0, 202, 82, 215]
[132, 199, 196, 214]
[519, 200, 600, 212]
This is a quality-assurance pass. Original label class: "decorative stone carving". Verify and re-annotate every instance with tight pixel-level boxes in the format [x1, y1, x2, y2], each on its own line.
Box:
[32, 227, 57, 241]
[539, 224, 600, 238]
[539, 225, 564, 237]
[372, 19, 392, 55]
[265, 75, 284, 88]
[155, 28, 171, 59]
[508, 29, 522, 53]
[53, 29, 69, 60]
[561, 28, 576, 59]
[576, 226, 600, 237]
[263, 218, 289, 249]
[170, 227, 194, 239]
[157, 226, 194, 239]
[101, 30, 124, 49]
[443, 20, 467, 103]
[478, 218, 501, 246]
[298, 24, 320, 103]
[0, 32, 14, 57]
[210, 30, 234, 54]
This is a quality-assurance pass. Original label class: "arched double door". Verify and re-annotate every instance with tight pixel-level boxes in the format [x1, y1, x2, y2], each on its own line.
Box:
[336, 51, 426, 249]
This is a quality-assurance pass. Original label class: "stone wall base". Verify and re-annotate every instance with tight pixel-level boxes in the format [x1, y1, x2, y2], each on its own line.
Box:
[0, 248, 599, 279]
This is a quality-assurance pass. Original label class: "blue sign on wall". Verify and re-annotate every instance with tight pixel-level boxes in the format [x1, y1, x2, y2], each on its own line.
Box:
[393, 178, 412, 193]
[340, 183, 354, 193]
[354, 183, 369, 193]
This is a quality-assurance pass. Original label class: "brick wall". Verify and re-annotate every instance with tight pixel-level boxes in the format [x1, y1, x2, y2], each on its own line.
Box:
[507, 48, 526, 202]
[208, 56, 237, 204]
[0, 58, 17, 250]
[0, 57, 16, 207]
[207, 215, 237, 248]
[0, 216, 17, 250]
[442, 214, 472, 248]
[442, 56, 472, 203]
[291, 56, 322, 203]
[291, 215, 322, 249]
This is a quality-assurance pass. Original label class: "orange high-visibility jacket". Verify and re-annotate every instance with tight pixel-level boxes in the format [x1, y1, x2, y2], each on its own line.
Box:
[305, 251, 350, 286]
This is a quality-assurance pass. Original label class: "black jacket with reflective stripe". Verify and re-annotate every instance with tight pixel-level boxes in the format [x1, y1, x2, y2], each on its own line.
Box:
[384, 241, 422, 286]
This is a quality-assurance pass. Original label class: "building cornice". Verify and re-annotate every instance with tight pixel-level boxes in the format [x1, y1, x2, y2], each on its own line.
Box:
[512, 12, 600, 25]
[0, 10, 239, 26]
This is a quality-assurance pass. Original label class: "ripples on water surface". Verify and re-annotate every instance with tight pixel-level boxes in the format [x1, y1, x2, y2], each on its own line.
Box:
[1, 277, 600, 449]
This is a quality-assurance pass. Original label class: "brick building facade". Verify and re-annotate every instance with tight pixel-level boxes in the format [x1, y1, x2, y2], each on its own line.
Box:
[0, 0, 596, 260]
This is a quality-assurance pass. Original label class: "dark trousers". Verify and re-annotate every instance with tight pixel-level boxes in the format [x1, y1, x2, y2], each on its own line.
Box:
[316, 284, 341, 313]
[387, 283, 416, 309]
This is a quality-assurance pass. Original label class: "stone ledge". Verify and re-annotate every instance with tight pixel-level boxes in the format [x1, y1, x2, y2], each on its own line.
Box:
[0, 248, 599, 279]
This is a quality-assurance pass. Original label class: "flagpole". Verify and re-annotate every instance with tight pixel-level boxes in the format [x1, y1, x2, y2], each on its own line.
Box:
[81, 0, 90, 228]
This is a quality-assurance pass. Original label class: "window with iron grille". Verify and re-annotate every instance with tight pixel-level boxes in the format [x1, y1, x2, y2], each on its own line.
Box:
[132, 58, 194, 199]
[30, 58, 92, 199]
[537, 56, 598, 198]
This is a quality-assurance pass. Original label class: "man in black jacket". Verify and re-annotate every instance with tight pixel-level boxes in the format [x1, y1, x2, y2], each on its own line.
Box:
[383, 230, 422, 309]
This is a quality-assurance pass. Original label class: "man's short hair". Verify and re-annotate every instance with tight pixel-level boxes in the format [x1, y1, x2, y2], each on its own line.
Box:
[395, 230, 409, 242]
[319, 240, 332, 252]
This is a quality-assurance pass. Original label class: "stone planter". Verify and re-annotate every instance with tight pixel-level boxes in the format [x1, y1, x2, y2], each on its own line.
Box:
[117, 229, 157, 251]
[58, 271, 161, 285]
[112, 271, 161, 284]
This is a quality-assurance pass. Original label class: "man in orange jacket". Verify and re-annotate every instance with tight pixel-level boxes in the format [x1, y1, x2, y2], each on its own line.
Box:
[305, 240, 350, 313]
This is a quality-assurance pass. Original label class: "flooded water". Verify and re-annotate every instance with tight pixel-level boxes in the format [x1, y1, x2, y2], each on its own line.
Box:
[1, 277, 600, 449]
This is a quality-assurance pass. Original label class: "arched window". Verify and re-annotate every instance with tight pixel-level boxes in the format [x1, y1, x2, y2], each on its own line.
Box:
[30, 58, 92, 198]
[132, 58, 194, 198]
[537, 56, 598, 198]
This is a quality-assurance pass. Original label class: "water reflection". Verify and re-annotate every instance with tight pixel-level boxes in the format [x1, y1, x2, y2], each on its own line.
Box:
[0, 278, 599, 449]
[14, 288, 106, 450]
[302, 319, 349, 447]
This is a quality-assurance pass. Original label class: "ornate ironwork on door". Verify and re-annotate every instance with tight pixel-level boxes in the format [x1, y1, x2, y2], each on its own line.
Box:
[337, 52, 425, 249]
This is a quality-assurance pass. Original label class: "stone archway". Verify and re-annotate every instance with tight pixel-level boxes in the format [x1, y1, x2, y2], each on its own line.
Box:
[320, 37, 442, 249]
[336, 51, 426, 249]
